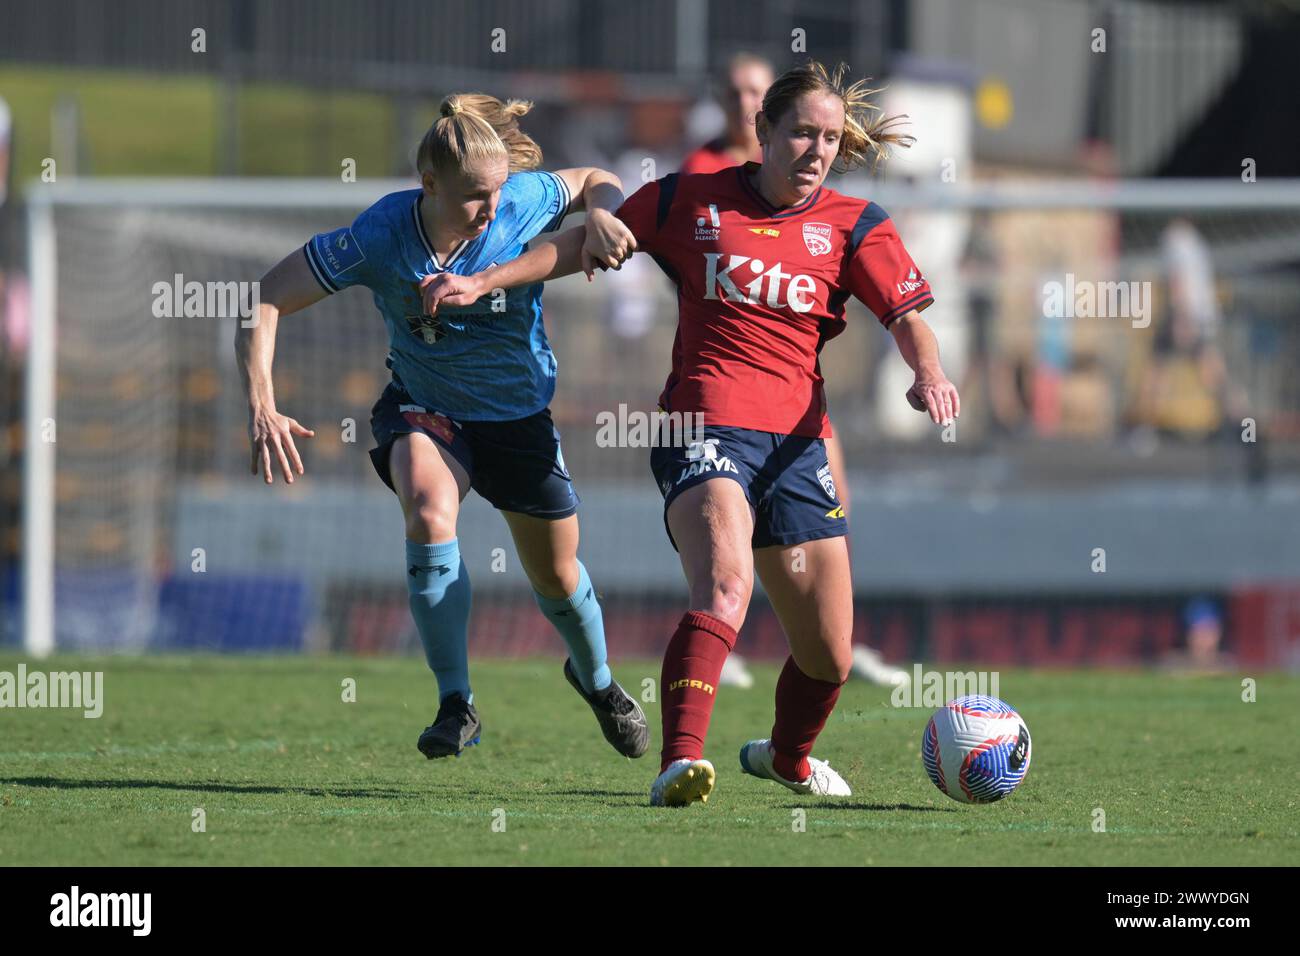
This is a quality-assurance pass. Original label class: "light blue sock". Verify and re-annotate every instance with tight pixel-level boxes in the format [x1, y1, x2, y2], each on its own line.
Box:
[533, 560, 611, 694]
[406, 538, 472, 703]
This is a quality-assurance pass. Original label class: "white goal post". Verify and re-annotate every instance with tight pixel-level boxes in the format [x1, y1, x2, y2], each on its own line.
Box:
[22, 179, 416, 658]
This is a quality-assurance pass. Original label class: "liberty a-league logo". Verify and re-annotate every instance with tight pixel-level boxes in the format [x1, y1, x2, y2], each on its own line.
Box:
[802, 222, 832, 257]
[405, 281, 445, 344]
[816, 462, 836, 500]
[896, 267, 926, 296]
[695, 204, 721, 242]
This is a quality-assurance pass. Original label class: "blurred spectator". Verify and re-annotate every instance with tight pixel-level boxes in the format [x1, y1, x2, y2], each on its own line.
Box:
[1129, 219, 1248, 440]
[1033, 265, 1070, 436]
[1058, 352, 1115, 439]
[1160, 596, 1234, 673]
[680, 53, 772, 174]
[600, 53, 772, 342]
[602, 100, 684, 341]
[960, 209, 1031, 437]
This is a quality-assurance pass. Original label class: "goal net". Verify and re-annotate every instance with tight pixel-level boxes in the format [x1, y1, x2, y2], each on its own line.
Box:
[19, 177, 1300, 657]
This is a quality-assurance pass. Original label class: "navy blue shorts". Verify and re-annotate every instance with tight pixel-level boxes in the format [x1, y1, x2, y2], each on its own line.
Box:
[368, 379, 579, 519]
[649, 425, 847, 550]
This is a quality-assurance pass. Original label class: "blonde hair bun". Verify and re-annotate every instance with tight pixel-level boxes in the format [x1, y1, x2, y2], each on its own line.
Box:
[418, 93, 543, 177]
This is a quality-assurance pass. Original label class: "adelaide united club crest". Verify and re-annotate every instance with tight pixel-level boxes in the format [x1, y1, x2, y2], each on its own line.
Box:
[802, 222, 833, 257]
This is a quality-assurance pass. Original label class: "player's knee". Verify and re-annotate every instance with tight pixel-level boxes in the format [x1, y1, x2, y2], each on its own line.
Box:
[696, 571, 751, 629]
[528, 559, 580, 600]
[804, 642, 853, 684]
[404, 496, 458, 544]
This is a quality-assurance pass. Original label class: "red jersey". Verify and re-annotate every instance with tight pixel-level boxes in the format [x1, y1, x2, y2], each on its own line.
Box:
[616, 163, 934, 437]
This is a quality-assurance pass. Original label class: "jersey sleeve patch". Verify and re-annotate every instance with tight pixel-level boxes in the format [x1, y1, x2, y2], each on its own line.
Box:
[305, 226, 368, 293]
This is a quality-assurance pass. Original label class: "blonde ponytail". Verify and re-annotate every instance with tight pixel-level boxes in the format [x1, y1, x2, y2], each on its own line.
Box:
[415, 92, 543, 179]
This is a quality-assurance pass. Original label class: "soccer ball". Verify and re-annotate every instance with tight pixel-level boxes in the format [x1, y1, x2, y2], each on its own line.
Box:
[921, 696, 1031, 804]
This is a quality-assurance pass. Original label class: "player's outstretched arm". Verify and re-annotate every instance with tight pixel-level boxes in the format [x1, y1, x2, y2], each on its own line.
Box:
[553, 166, 638, 275]
[235, 250, 322, 484]
[889, 310, 960, 425]
[420, 225, 590, 314]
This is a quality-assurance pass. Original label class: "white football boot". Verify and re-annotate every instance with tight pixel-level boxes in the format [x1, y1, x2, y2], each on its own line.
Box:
[650, 758, 716, 807]
[718, 653, 755, 689]
[739, 739, 851, 796]
[850, 645, 910, 688]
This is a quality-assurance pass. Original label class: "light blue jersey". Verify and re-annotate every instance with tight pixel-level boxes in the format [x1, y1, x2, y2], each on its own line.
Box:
[303, 170, 572, 420]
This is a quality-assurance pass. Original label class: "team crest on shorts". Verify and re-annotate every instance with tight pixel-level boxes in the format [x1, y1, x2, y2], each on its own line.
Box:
[399, 404, 456, 444]
[816, 462, 837, 500]
[802, 222, 833, 257]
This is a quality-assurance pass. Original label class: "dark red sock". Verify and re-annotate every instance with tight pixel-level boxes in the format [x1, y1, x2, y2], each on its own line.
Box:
[771, 656, 843, 782]
[660, 611, 738, 772]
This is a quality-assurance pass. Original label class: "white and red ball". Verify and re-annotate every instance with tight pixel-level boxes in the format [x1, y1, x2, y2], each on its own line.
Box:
[922, 696, 1031, 804]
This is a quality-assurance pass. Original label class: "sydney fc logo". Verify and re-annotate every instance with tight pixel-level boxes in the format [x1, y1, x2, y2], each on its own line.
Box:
[802, 222, 832, 257]
[406, 313, 445, 344]
[405, 280, 444, 344]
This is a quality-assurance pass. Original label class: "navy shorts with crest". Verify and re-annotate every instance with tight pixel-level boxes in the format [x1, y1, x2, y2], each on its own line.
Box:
[649, 425, 846, 550]
[369, 378, 578, 519]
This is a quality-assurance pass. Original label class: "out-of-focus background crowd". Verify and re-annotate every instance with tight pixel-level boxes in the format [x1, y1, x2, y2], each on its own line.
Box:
[2, 0, 1298, 669]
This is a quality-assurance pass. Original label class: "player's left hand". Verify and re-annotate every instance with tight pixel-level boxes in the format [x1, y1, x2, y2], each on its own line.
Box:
[906, 372, 960, 425]
[420, 272, 485, 315]
[581, 209, 637, 280]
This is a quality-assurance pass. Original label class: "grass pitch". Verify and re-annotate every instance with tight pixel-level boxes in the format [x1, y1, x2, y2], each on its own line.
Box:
[0, 654, 1295, 866]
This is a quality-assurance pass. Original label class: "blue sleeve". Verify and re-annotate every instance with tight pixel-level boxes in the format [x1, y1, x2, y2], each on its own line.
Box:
[498, 170, 571, 247]
[302, 204, 384, 294]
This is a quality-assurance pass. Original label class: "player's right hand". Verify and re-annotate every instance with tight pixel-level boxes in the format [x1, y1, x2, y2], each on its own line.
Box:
[420, 272, 484, 315]
[248, 404, 315, 484]
[581, 208, 637, 280]
[905, 374, 960, 426]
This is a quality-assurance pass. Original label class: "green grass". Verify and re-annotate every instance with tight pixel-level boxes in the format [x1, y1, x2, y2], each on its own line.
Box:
[0, 65, 404, 180]
[0, 655, 1295, 866]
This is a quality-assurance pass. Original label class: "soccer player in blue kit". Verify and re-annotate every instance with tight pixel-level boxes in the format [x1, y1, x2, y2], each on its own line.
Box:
[236, 94, 647, 761]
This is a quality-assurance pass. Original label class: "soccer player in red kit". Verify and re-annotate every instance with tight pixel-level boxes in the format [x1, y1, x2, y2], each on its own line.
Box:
[681, 52, 908, 693]
[420, 61, 960, 806]
[681, 52, 772, 176]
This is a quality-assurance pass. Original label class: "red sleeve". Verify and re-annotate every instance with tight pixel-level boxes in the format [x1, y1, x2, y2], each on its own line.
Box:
[843, 209, 934, 328]
[615, 179, 664, 255]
